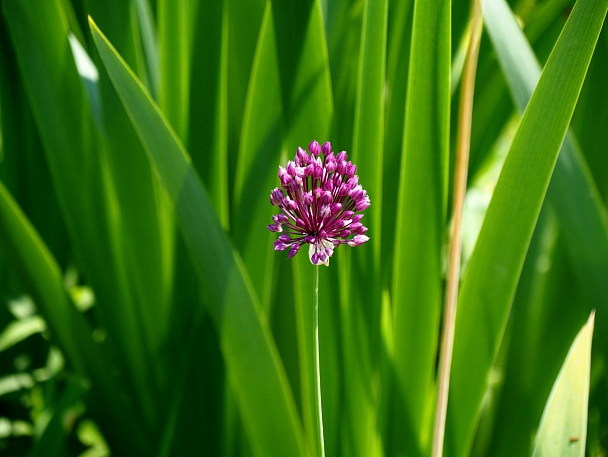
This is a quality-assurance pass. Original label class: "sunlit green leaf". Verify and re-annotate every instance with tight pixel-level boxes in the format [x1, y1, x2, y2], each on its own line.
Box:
[532, 312, 595, 457]
[89, 18, 308, 456]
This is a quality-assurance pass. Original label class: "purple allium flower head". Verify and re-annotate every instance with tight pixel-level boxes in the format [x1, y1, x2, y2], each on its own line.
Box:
[268, 140, 370, 266]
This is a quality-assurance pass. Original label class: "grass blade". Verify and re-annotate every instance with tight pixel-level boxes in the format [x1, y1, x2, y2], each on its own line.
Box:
[89, 18, 307, 456]
[340, 0, 388, 453]
[391, 0, 451, 453]
[482, 0, 608, 323]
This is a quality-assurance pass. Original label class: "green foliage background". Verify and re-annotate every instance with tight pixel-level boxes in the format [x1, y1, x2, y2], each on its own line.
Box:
[0, 0, 607, 455]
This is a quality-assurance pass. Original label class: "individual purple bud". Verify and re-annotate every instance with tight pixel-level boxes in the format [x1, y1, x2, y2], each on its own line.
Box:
[324, 152, 336, 170]
[346, 176, 359, 188]
[302, 191, 313, 205]
[330, 203, 343, 214]
[287, 244, 300, 259]
[285, 198, 298, 211]
[267, 224, 282, 232]
[270, 188, 284, 206]
[337, 184, 350, 197]
[274, 214, 289, 224]
[321, 191, 333, 204]
[321, 141, 332, 156]
[336, 151, 348, 162]
[358, 225, 369, 234]
[352, 214, 364, 224]
[286, 161, 297, 177]
[334, 219, 348, 229]
[309, 140, 321, 156]
[350, 185, 364, 201]
[349, 222, 363, 233]
[279, 168, 293, 187]
[339, 230, 351, 238]
[313, 164, 324, 180]
[295, 147, 308, 166]
[322, 179, 333, 192]
[342, 210, 355, 220]
[274, 239, 288, 250]
[346, 163, 357, 178]
[356, 198, 370, 211]
[348, 235, 369, 247]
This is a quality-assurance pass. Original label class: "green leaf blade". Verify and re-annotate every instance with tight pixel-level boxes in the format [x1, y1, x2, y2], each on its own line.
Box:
[89, 18, 308, 457]
[391, 0, 451, 453]
[448, 0, 608, 455]
[532, 312, 595, 457]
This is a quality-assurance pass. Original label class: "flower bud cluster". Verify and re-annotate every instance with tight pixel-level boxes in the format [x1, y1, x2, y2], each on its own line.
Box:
[268, 140, 370, 266]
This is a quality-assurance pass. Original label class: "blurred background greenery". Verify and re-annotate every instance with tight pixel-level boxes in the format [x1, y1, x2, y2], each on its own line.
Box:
[0, 0, 607, 455]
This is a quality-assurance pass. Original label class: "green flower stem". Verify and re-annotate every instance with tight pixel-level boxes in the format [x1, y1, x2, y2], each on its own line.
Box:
[314, 265, 325, 457]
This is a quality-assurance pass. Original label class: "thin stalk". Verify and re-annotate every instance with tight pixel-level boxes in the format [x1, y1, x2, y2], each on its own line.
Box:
[431, 1, 482, 456]
[313, 265, 326, 457]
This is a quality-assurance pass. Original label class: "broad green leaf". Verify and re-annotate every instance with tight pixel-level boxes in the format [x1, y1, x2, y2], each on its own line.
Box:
[232, 2, 283, 309]
[468, 0, 570, 184]
[340, 0, 387, 454]
[157, 0, 195, 141]
[225, 0, 266, 157]
[87, 0, 175, 384]
[482, 0, 608, 320]
[326, 0, 361, 152]
[133, 0, 160, 98]
[382, 0, 413, 285]
[351, 0, 386, 276]
[473, 1, 608, 453]
[271, 0, 334, 146]
[532, 312, 595, 457]
[89, 18, 308, 457]
[447, 0, 608, 455]
[187, 0, 229, 229]
[391, 0, 450, 454]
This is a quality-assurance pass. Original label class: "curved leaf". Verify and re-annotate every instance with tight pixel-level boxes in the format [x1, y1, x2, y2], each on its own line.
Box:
[89, 18, 308, 457]
[447, 0, 608, 455]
